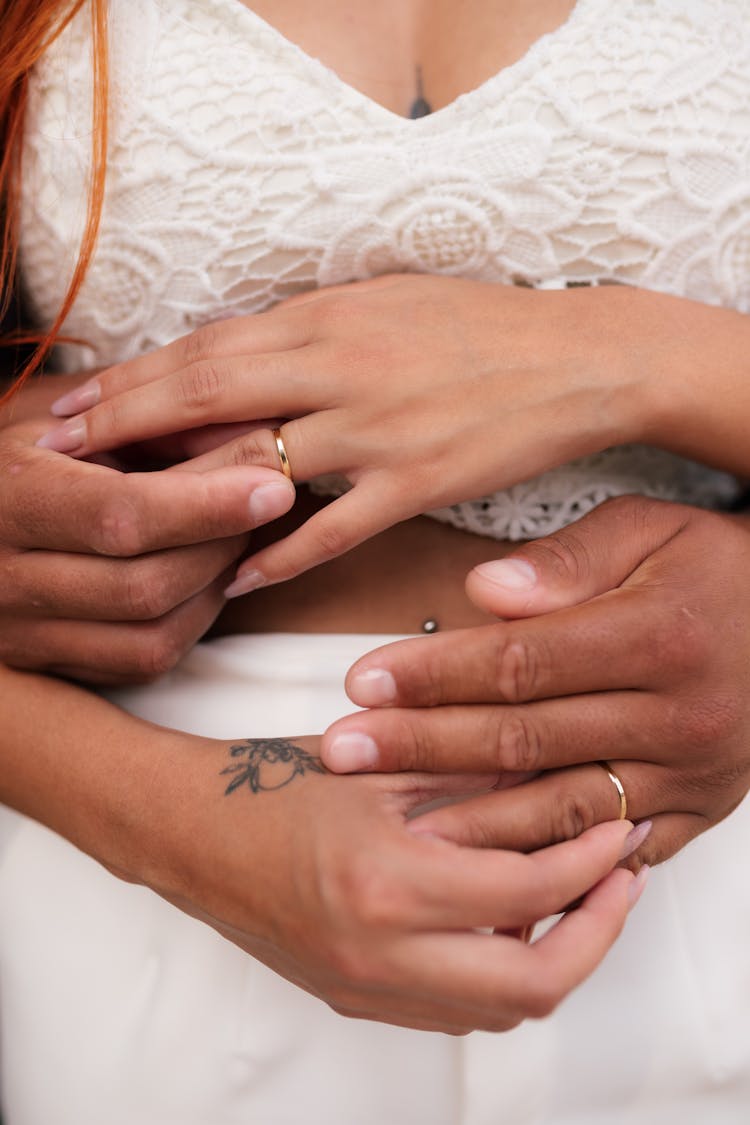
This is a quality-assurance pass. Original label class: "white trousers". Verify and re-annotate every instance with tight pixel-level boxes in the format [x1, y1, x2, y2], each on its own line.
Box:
[1, 634, 749, 1124]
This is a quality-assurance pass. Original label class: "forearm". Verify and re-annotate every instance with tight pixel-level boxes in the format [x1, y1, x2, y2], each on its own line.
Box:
[0, 663, 193, 884]
[619, 286, 750, 479]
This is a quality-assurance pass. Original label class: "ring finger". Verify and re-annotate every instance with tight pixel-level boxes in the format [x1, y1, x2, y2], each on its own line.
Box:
[409, 760, 671, 851]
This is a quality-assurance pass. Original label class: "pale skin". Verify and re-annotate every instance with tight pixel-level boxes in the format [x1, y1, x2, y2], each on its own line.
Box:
[2, 0, 750, 1029]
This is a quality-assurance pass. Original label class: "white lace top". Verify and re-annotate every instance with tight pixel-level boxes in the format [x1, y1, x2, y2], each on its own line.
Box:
[19, 0, 748, 539]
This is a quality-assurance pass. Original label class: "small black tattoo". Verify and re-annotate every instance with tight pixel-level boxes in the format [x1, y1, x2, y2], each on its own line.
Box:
[409, 65, 433, 119]
[222, 738, 327, 795]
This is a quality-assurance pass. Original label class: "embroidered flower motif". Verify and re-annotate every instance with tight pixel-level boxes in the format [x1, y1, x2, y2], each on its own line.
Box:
[715, 189, 750, 312]
[318, 181, 511, 283]
[20, 0, 749, 533]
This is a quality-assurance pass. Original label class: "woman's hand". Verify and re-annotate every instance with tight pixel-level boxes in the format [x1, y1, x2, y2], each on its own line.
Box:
[38, 276, 664, 589]
[0, 658, 644, 1035]
[0, 388, 294, 683]
[152, 733, 645, 1034]
[321, 497, 750, 868]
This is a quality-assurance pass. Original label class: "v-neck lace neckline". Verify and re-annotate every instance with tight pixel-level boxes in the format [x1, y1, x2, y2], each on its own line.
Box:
[213, 0, 591, 126]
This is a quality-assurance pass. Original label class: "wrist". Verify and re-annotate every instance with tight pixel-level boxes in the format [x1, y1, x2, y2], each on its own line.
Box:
[595, 284, 671, 448]
[0, 664, 205, 890]
[629, 289, 750, 474]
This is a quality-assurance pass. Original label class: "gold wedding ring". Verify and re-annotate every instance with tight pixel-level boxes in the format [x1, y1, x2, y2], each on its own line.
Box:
[596, 760, 627, 820]
[272, 427, 293, 482]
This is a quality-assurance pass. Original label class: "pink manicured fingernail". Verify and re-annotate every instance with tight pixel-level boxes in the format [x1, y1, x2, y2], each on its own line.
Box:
[473, 558, 537, 590]
[619, 819, 652, 860]
[627, 864, 650, 909]
[325, 731, 379, 772]
[224, 569, 267, 598]
[35, 419, 87, 452]
[248, 480, 295, 524]
[348, 668, 397, 706]
[50, 380, 100, 416]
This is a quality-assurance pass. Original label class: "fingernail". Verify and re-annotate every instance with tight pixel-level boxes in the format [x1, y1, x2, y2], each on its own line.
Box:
[473, 558, 537, 590]
[248, 480, 295, 524]
[325, 731, 379, 772]
[619, 819, 652, 860]
[627, 864, 650, 909]
[50, 380, 100, 416]
[35, 419, 87, 453]
[348, 668, 397, 706]
[224, 569, 267, 598]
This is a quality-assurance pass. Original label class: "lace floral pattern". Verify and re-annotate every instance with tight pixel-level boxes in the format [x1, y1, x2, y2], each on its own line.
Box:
[19, 0, 749, 538]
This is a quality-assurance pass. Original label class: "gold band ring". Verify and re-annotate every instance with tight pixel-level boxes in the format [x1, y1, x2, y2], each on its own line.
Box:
[272, 427, 293, 482]
[596, 760, 627, 821]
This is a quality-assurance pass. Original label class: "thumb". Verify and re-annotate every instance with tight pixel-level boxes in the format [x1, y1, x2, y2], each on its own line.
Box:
[466, 496, 689, 618]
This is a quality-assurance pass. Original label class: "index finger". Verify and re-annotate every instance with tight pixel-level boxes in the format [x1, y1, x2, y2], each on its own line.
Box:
[48, 308, 310, 417]
[0, 445, 295, 554]
[345, 586, 679, 708]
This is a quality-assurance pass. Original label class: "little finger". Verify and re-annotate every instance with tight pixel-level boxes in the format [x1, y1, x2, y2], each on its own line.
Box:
[385, 866, 637, 1027]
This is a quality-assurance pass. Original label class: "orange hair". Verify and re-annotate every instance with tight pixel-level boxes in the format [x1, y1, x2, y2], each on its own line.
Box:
[0, 0, 108, 398]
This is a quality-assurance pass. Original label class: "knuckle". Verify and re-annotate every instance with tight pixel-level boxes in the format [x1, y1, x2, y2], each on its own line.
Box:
[528, 527, 592, 586]
[136, 625, 185, 680]
[181, 323, 219, 367]
[0, 442, 36, 480]
[0, 554, 29, 608]
[178, 361, 225, 413]
[494, 711, 543, 772]
[311, 295, 353, 336]
[225, 433, 269, 468]
[92, 489, 145, 556]
[493, 635, 545, 703]
[411, 647, 448, 707]
[643, 608, 711, 681]
[552, 784, 599, 841]
[676, 692, 743, 752]
[350, 867, 402, 932]
[524, 974, 562, 1019]
[94, 394, 126, 441]
[459, 807, 503, 849]
[310, 519, 350, 564]
[389, 712, 434, 771]
[121, 561, 176, 620]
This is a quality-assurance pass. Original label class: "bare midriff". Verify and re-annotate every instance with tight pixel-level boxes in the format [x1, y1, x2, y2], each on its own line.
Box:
[212, 489, 513, 636]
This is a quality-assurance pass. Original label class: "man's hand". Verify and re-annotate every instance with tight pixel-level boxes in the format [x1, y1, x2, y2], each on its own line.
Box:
[321, 497, 750, 868]
[0, 414, 294, 682]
